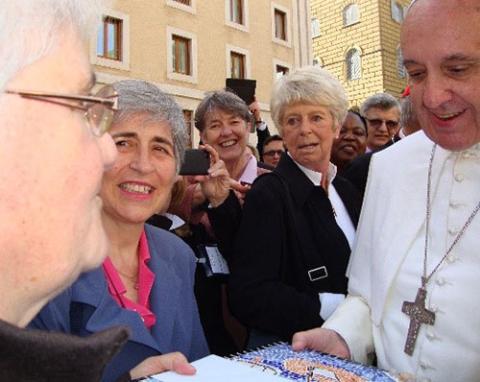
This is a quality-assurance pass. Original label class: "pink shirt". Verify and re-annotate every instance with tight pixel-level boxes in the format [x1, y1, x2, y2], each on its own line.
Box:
[102, 230, 156, 329]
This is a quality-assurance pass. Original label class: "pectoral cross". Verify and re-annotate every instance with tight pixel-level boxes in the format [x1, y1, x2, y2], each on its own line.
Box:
[401, 287, 436, 355]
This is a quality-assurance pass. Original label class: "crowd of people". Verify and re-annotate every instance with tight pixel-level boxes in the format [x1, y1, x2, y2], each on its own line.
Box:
[1, 0, 479, 381]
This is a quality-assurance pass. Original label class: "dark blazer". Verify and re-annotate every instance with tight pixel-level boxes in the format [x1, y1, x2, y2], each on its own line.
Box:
[228, 154, 361, 341]
[30, 224, 208, 382]
[2, 319, 128, 382]
[343, 139, 398, 198]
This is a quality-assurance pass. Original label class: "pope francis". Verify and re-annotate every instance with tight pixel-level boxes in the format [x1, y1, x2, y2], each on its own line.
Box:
[292, 1, 480, 381]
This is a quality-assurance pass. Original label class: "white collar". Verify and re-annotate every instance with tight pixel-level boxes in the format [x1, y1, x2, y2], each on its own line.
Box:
[288, 152, 337, 186]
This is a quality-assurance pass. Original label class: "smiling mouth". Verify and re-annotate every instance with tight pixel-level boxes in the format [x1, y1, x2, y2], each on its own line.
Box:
[220, 140, 237, 148]
[434, 111, 463, 121]
[119, 183, 154, 194]
[298, 143, 318, 150]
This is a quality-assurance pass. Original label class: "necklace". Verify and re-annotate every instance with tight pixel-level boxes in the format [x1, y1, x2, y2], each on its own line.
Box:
[401, 144, 480, 355]
[116, 268, 139, 290]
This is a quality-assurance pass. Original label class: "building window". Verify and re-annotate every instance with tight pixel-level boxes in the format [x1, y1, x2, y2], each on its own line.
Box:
[343, 4, 360, 26]
[397, 47, 406, 78]
[167, 26, 198, 83]
[97, 16, 122, 60]
[172, 35, 191, 75]
[274, 9, 287, 40]
[229, 0, 244, 24]
[92, 11, 130, 70]
[313, 57, 323, 67]
[231, 52, 246, 79]
[183, 110, 193, 147]
[311, 17, 320, 38]
[275, 65, 289, 79]
[346, 48, 361, 80]
[391, 0, 404, 23]
[166, 0, 196, 13]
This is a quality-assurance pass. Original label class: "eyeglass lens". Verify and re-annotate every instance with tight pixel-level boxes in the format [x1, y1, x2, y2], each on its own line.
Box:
[86, 85, 116, 136]
[264, 150, 284, 157]
[368, 119, 398, 130]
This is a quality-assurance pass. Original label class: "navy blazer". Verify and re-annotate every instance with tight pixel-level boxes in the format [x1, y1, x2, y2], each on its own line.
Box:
[30, 224, 208, 382]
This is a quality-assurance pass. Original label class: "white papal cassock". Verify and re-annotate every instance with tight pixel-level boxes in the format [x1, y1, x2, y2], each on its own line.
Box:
[324, 131, 480, 382]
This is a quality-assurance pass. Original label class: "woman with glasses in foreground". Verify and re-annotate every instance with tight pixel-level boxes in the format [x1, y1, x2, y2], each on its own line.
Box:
[30, 80, 208, 381]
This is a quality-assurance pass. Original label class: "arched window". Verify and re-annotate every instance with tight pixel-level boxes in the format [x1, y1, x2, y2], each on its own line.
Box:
[343, 4, 360, 26]
[346, 48, 361, 80]
[397, 46, 406, 78]
[391, 0, 404, 23]
[311, 17, 320, 38]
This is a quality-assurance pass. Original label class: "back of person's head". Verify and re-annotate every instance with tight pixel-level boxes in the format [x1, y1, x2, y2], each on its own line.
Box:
[194, 90, 251, 132]
[360, 93, 400, 116]
[0, 0, 105, 91]
[270, 66, 348, 135]
[112, 80, 188, 171]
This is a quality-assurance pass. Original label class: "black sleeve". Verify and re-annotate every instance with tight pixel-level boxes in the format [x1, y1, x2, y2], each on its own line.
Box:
[342, 153, 372, 199]
[228, 177, 323, 340]
[256, 125, 271, 160]
[207, 190, 242, 262]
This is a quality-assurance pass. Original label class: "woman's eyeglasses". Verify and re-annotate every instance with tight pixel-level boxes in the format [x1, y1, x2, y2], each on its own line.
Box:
[4, 84, 118, 136]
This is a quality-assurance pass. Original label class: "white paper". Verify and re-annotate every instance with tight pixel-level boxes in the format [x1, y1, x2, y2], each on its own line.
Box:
[205, 246, 230, 275]
[142, 355, 286, 382]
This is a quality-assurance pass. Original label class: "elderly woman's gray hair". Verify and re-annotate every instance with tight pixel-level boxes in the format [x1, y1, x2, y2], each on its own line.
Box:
[112, 80, 188, 172]
[194, 90, 252, 132]
[270, 66, 348, 135]
[360, 92, 400, 117]
[0, 0, 105, 91]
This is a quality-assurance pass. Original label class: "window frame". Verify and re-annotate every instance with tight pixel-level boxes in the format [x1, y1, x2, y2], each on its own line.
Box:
[166, 0, 196, 14]
[167, 26, 198, 84]
[396, 46, 406, 78]
[92, 10, 130, 70]
[346, 48, 362, 81]
[272, 59, 291, 81]
[311, 17, 321, 38]
[343, 4, 360, 27]
[225, 0, 249, 32]
[391, 0, 404, 23]
[226, 44, 251, 80]
[271, 3, 291, 47]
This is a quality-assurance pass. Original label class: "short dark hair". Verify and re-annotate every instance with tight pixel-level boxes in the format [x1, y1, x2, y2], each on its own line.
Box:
[347, 109, 368, 135]
[262, 134, 283, 151]
[194, 90, 252, 132]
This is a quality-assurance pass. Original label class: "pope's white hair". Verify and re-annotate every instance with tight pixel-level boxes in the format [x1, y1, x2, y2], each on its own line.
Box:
[0, 0, 108, 91]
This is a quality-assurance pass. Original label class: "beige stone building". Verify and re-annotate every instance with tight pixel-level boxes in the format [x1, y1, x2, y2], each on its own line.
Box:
[92, 0, 312, 145]
[310, 0, 410, 108]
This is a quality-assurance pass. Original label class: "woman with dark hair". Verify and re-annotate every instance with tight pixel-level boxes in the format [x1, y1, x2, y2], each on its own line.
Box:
[330, 110, 367, 173]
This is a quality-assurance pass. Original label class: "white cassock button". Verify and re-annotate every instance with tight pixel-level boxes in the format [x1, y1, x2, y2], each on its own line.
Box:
[449, 201, 461, 209]
[426, 330, 436, 340]
[435, 277, 446, 286]
[448, 227, 459, 235]
[419, 360, 430, 369]
[446, 254, 457, 263]
[429, 304, 438, 312]
[455, 173, 464, 182]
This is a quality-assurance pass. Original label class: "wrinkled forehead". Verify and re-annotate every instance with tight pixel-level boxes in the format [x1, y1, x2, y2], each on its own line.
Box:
[402, 0, 480, 40]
